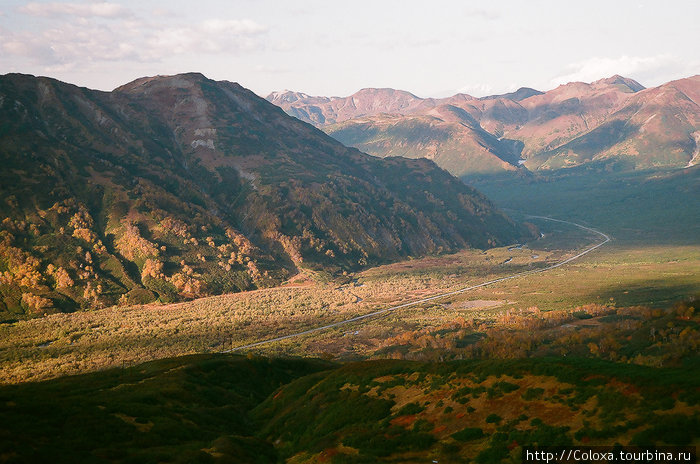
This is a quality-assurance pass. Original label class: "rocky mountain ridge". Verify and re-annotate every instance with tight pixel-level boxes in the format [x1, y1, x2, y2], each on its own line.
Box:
[268, 75, 700, 175]
[0, 72, 529, 318]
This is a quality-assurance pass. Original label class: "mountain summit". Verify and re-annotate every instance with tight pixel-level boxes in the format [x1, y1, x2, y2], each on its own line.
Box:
[269, 75, 699, 175]
[594, 75, 645, 92]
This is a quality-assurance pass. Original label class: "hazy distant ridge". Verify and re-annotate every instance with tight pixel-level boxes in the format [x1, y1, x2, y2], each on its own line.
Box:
[268, 75, 700, 174]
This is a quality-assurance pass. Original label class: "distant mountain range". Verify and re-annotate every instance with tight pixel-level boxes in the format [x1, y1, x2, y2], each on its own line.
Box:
[268, 75, 700, 176]
[0, 73, 529, 317]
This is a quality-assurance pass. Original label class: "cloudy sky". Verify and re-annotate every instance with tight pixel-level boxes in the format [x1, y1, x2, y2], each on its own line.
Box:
[1, 0, 698, 97]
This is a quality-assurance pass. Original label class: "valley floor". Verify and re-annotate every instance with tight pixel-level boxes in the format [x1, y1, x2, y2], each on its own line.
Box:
[1, 213, 698, 383]
[0, 220, 568, 383]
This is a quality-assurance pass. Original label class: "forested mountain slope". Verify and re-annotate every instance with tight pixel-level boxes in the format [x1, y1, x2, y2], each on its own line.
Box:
[0, 73, 528, 318]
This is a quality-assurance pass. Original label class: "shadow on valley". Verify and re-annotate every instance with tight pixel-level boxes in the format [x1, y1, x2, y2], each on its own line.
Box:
[0, 355, 333, 464]
[467, 164, 700, 246]
[1, 355, 698, 463]
[581, 279, 700, 309]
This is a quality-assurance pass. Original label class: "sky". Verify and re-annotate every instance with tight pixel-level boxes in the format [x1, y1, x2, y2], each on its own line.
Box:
[1, 0, 698, 98]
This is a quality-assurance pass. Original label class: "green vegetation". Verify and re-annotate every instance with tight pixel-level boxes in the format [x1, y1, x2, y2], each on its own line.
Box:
[0, 240, 566, 383]
[0, 73, 530, 320]
[0, 354, 332, 463]
[470, 164, 700, 246]
[522, 387, 545, 400]
[452, 427, 485, 442]
[4, 212, 695, 383]
[4, 355, 693, 462]
[249, 240, 699, 367]
[396, 402, 425, 415]
[260, 356, 698, 461]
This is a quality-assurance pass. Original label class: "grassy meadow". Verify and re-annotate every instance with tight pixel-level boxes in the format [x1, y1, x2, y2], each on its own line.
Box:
[247, 241, 700, 367]
[0, 232, 572, 383]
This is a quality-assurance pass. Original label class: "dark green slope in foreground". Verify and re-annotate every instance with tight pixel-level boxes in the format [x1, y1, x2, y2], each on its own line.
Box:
[0, 355, 332, 464]
[1, 355, 698, 463]
[0, 73, 529, 318]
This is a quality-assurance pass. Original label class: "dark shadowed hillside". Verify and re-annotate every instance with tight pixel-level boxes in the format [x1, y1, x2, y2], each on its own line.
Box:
[1, 353, 697, 463]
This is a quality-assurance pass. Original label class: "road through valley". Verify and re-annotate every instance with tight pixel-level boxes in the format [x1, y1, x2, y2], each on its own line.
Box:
[224, 215, 611, 352]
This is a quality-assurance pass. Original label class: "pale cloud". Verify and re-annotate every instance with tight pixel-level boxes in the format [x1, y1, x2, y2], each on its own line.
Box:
[2, 1, 697, 97]
[19, 2, 133, 19]
[150, 8, 177, 18]
[1, 14, 268, 70]
[464, 8, 501, 20]
[2, 38, 55, 63]
[361, 36, 442, 51]
[254, 64, 290, 74]
[2, 22, 140, 67]
[550, 55, 699, 88]
[201, 19, 267, 35]
[146, 19, 267, 56]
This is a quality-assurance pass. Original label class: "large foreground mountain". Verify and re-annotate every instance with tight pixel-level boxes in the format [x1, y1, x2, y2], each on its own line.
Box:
[268, 75, 700, 175]
[0, 73, 527, 318]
